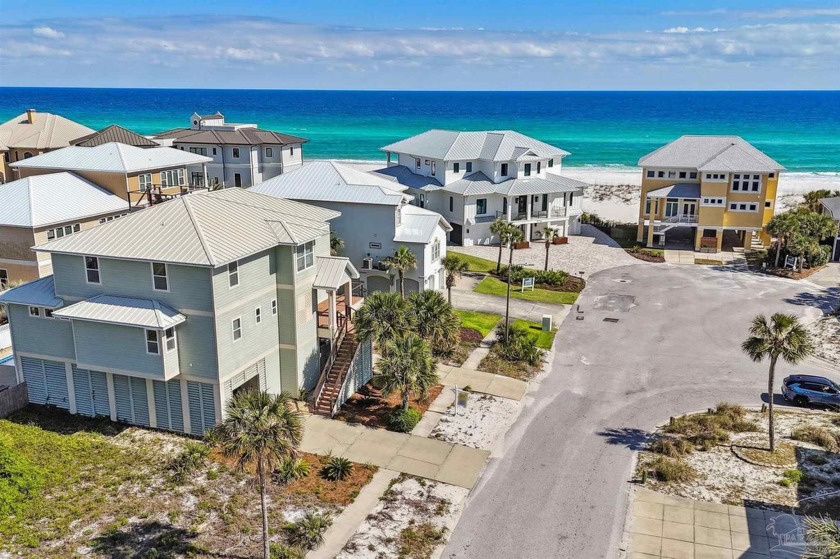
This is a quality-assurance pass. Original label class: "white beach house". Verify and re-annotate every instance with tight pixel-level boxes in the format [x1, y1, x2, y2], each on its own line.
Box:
[376, 130, 588, 246]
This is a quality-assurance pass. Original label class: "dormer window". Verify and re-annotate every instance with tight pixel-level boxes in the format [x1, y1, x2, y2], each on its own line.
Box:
[524, 164, 531, 177]
[466, 162, 472, 173]
[501, 163, 508, 176]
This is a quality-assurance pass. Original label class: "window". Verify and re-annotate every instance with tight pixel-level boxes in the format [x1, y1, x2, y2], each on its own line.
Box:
[658, 171, 665, 178]
[44, 308, 54, 318]
[415, 158, 421, 170]
[146, 330, 160, 354]
[23, 152, 33, 159]
[255, 306, 262, 324]
[232, 318, 242, 341]
[271, 299, 277, 315]
[728, 202, 758, 212]
[164, 328, 176, 352]
[232, 147, 240, 158]
[85, 256, 100, 284]
[228, 261, 239, 288]
[668, 171, 676, 179]
[645, 200, 651, 214]
[769, 172, 775, 178]
[501, 163, 508, 176]
[138, 173, 152, 192]
[646, 170, 655, 178]
[466, 162, 473, 172]
[152, 262, 168, 291]
[453, 162, 460, 173]
[431, 161, 436, 175]
[701, 197, 725, 207]
[424, 159, 430, 165]
[524, 163, 531, 177]
[296, 241, 315, 272]
[0, 269, 7, 288]
[212, 148, 217, 155]
[449, 196, 454, 212]
[29, 306, 40, 318]
[189, 147, 207, 156]
[46, 223, 81, 241]
[234, 173, 242, 187]
[689, 172, 698, 179]
[290, 146, 295, 156]
[537, 162, 541, 174]
[431, 239, 441, 261]
[765, 200, 772, 208]
[265, 147, 273, 157]
[476, 198, 487, 215]
[191, 172, 204, 186]
[679, 171, 687, 179]
[160, 169, 183, 187]
[548, 159, 554, 168]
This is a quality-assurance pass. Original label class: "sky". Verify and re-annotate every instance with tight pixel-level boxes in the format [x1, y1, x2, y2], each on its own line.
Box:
[1, 0, 839, 90]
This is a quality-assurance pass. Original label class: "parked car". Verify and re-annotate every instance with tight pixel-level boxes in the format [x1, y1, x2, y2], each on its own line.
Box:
[782, 375, 840, 409]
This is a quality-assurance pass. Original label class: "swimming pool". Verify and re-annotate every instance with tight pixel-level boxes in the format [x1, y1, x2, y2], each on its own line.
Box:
[0, 354, 13, 365]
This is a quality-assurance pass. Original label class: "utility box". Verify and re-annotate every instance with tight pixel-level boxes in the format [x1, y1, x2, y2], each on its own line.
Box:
[541, 314, 552, 331]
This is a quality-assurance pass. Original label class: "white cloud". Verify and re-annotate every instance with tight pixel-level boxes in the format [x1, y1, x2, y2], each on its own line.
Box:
[32, 26, 65, 39]
[663, 7, 840, 19]
[663, 27, 721, 34]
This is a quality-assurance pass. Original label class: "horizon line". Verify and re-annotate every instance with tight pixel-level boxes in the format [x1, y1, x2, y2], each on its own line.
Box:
[1, 86, 839, 93]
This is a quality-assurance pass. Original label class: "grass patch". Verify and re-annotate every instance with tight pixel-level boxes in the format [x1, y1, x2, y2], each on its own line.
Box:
[398, 521, 447, 559]
[732, 436, 797, 467]
[474, 276, 578, 305]
[648, 437, 694, 458]
[446, 251, 497, 274]
[477, 345, 540, 381]
[791, 425, 840, 452]
[663, 403, 760, 449]
[454, 310, 501, 338]
[646, 456, 696, 482]
[511, 319, 557, 350]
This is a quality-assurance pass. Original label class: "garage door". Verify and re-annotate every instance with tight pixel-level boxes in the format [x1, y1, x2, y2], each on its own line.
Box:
[187, 381, 217, 436]
[404, 278, 420, 294]
[450, 223, 463, 245]
[73, 366, 110, 418]
[366, 275, 391, 294]
[21, 357, 69, 409]
[153, 379, 185, 433]
[112, 374, 151, 427]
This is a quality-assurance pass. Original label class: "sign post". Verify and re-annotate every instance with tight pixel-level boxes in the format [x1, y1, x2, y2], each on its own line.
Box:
[784, 255, 798, 269]
[521, 277, 535, 292]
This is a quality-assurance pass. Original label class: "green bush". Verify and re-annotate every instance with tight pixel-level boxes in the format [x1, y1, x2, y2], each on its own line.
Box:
[321, 455, 354, 481]
[497, 266, 569, 286]
[275, 457, 311, 485]
[387, 407, 422, 433]
[168, 441, 209, 483]
[647, 456, 695, 482]
[270, 543, 307, 559]
[648, 437, 694, 457]
[811, 245, 832, 267]
[784, 469, 804, 483]
[0, 433, 43, 516]
[283, 510, 333, 550]
[791, 425, 839, 452]
[495, 323, 543, 366]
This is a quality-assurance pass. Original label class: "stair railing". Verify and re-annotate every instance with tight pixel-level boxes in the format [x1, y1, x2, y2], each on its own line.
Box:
[310, 319, 348, 413]
[330, 336, 361, 417]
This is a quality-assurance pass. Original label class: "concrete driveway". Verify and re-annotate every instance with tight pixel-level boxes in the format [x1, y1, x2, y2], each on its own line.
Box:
[443, 263, 838, 559]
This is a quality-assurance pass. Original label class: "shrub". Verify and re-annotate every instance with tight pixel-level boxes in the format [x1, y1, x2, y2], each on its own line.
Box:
[803, 515, 840, 557]
[0, 434, 43, 516]
[321, 455, 354, 481]
[387, 407, 422, 433]
[791, 426, 839, 452]
[497, 266, 570, 286]
[811, 245, 832, 267]
[283, 510, 333, 550]
[784, 469, 804, 483]
[648, 456, 695, 482]
[649, 437, 694, 457]
[398, 522, 447, 559]
[168, 441, 209, 483]
[275, 457, 311, 485]
[270, 543, 307, 559]
[495, 323, 543, 366]
[663, 404, 758, 447]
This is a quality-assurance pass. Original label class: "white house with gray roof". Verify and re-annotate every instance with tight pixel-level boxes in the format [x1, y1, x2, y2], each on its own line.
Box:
[377, 129, 588, 246]
[819, 196, 840, 261]
[0, 188, 371, 433]
[252, 161, 452, 294]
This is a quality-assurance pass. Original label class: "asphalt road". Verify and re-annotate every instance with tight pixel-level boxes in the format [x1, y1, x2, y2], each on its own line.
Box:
[443, 263, 839, 559]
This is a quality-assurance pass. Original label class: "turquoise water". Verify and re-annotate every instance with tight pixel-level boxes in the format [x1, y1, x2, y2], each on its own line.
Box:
[0, 88, 838, 172]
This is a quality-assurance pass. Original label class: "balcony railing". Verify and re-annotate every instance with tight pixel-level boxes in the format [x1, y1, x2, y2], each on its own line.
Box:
[495, 207, 570, 221]
[660, 213, 698, 224]
[129, 184, 206, 207]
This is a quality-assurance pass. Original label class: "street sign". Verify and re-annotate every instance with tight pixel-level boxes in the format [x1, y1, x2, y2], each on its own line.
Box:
[522, 277, 535, 292]
[784, 255, 798, 269]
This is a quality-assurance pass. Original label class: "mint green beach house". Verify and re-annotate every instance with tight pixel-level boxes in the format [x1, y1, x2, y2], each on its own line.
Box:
[0, 188, 368, 434]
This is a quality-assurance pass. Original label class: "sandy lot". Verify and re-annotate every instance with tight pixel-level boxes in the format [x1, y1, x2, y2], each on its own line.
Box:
[807, 315, 840, 366]
[430, 393, 522, 451]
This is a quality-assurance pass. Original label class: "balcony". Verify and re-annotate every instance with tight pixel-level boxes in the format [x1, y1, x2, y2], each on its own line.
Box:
[129, 183, 208, 208]
[496, 206, 571, 222]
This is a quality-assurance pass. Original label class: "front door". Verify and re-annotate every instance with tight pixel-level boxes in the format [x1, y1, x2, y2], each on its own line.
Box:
[665, 200, 679, 217]
[234, 173, 242, 188]
[517, 196, 527, 217]
[682, 201, 696, 217]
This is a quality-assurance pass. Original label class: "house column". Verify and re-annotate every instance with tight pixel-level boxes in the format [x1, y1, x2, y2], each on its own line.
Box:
[506, 196, 513, 221]
[834, 235, 839, 261]
[202, 163, 208, 188]
[646, 199, 658, 248]
[694, 228, 704, 251]
[65, 362, 77, 414]
[328, 290, 337, 340]
[715, 229, 724, 252]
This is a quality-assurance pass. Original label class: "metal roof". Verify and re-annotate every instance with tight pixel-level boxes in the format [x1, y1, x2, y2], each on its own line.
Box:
[251, 161, 409, 206]
[0, 172, 127, 228]
[313, 256, 359, 290]
[440, 172, 497, 196]
[394, 205, 452, 244]
[0, 110, 94, 150]
[380, 130, 570, 162]
[154, 127, 308, 146]
[441, 172, 587, 197]
[71, 125, 160, 148]
[0, 276, 63, 308]
[36, 188, 338, 267]
[10, 142, 212, 173]
[646, 183, 702, 199]
[820, 197, 840, 220]
[371, 165, 443, 191]
[638, 136, 784, 172]
[53, 294, 185, 329]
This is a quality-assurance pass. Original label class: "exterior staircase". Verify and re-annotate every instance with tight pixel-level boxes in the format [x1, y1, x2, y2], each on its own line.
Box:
[312, 330, 357, 416]
[750, 232, 764, 250]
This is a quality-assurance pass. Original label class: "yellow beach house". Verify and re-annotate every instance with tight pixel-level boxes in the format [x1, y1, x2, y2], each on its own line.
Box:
[636, 136, 784, 252]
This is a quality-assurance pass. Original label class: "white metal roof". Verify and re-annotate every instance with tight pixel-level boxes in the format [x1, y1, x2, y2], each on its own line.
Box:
[638, 136, 784, 172]
[0, 276, 63, 308]
[251, 161, 409, 206]
[0, 172, 127, 228]
[53, 294, 185, 329]
[820, 197, 840, 220]
[313, 256, 360, 290]
[10, 142, 212, 173]
[394, 205, 452, 244]
[441, 172, 587, 197]
[36, 188, 338, 267]
[0, 110, 94, 150]
[381, 130, 570, 162]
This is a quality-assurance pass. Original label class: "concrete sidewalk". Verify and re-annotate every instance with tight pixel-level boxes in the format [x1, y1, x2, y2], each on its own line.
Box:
[300, 415, 489, 489]
[438, 365, 528, 401]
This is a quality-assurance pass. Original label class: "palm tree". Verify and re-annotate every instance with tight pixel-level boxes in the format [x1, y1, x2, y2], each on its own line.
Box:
[490, 218, 511, 273]
[741, 313, 814, 452]
[767, 212, 798, 268]
[441, 254, 468, 304]
[329, 232, 345, 256]
[408, 290, 459, 355]
[503, 225, 525, 344]
[354, 291, 413, 353]
[376, 333, 438, 410]
[383, 246, 417, 299]
[212, 390, 303, 559]
[542, 226, 557, 271]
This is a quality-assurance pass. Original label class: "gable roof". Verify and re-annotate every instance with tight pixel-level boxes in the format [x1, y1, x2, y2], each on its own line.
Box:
[53, 295, 186, 329]
[394, 205, 452, 244]
[313, 256, 360, 290]
[380, 130, 570, 162]
[35, 188, 338, 267]
[10, 142, 212, 173]
[71, 125, 160, 148]
[440, 171, 587, 197]
[0, 110, 94, 150]
[371, 165, 443, 191]
[638, 135, 784, 172]
[0, 172, 127, 228]
[820, 197, 840, 220]
[154, 126, 308, 146]
[251, 161, 410, 206]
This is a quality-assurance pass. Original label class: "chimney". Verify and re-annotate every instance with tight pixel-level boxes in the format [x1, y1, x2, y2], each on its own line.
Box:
[26, 109, 36, 124]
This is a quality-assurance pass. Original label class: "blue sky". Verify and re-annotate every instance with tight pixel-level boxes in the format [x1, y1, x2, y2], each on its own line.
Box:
[2, 0, 839, 89]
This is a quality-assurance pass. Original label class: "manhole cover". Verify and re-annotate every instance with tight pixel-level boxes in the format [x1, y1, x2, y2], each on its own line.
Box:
[603, 317, 619, 323]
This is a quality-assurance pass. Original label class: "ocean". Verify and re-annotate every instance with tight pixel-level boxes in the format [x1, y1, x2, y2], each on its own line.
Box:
[0, 88, 838, 173]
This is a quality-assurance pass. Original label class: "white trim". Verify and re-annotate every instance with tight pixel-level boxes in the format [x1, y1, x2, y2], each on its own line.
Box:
[213, 382, 223, 423]
[180, 379, 192, 435]
[232, 316, 242, 342]
[146, 378, 157, 429]
[84, 255, 101, 285]
[228, 261, 239, 288]
[73, 361, 178, 381]
[164, 327, 177, 353]
[145, 329, 161, 355]
[106, 372, 117, 421]
[255, 306, 262, 324]
[65, 361, 77, 414]
[151, 262, 169, 292]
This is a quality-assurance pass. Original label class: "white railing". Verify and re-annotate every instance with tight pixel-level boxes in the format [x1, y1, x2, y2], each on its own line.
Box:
[661, 213, 698, 224]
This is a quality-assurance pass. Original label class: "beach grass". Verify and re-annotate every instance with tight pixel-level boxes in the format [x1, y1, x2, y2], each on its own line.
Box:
[474, 276, 578, 305]
[454, 309, 502, 338]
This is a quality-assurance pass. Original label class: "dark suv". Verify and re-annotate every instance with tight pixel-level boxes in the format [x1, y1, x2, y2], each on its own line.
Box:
[782, 375, 840, 409]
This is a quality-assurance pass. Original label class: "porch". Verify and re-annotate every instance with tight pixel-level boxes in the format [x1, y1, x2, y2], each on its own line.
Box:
[494, 192, 582, 241]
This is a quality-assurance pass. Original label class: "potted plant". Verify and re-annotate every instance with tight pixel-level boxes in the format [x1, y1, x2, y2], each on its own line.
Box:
[553, 236, 568, 245]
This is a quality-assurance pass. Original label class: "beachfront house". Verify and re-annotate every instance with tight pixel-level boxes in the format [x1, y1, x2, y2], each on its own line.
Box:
[153, 112, 307, 188]
[9, 142, 212, 208]
[0, 172, 128, 286]
[252, 161, 452, 294]
[818, 197, 840, 261]
[376, 129, 587, 246]
[71, 124, 161, 148]
[636, 136, 784, 252]
[0, 188, 371, 433]
[0, 109, 94, 184]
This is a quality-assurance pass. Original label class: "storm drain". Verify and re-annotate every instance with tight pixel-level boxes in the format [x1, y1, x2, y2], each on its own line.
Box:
[603, 318, 620, 323]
